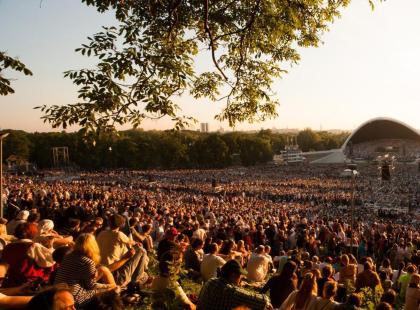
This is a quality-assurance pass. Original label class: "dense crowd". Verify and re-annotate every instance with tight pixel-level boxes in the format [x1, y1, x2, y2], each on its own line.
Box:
[0, 164, 419, 310]
[345, 140, 420, 162]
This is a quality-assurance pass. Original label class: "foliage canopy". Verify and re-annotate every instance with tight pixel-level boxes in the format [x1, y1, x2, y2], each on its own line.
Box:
[1, 128, 348, 169]
[0, 52, 33, 96]
[37, 0, 355, 133]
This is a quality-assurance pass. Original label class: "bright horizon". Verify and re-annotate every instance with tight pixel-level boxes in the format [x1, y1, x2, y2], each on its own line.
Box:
[1, 0, 419, 133]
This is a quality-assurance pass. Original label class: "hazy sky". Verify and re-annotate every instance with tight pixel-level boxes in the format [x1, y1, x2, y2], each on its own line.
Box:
[1, 0, 419, 132]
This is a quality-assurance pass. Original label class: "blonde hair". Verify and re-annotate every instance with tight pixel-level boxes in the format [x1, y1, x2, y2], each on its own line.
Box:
[74, 233, 101, 265]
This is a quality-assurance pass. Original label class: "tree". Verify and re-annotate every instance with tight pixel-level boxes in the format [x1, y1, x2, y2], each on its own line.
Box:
[297, 128, 320, 152]
[158, 132, 190, 168]
[1, 130, 32, 161]
[0, 52, 32, 96]
[37, 0, 360, 134]
[239, 136, 272, 166]
[192, 134, 230, 168]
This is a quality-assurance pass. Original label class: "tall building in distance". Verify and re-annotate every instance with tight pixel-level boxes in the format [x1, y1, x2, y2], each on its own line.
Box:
[200, 123, 209, 133]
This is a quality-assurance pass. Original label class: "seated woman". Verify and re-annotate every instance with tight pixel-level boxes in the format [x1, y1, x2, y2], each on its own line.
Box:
[308, 281, 339, 310]
[261, 261, 298, 309]
[34, 219, 73, 249]
[280, 271, 318, 310]
[2, 222, 54, 287]
[54, 233, 116, 308]
[236, 240, 250, 265]
[129, 218, 146, 244]
[140, 224, 154, 252]
[219, 240, 242, 262]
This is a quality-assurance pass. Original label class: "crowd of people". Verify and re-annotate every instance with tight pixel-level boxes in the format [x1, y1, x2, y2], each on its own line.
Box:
[345, 139, 420, 162]
[0, 163, 418, 309]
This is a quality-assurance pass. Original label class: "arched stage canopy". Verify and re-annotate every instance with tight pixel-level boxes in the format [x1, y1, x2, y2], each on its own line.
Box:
[342, 117, 420, 149]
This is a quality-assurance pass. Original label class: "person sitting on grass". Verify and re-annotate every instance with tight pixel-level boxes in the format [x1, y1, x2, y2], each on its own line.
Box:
[198, 260, 271, 310]
[97, 214, 149, 287]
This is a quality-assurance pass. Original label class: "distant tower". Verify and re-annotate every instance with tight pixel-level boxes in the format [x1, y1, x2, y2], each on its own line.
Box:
[200, 123, 209, 133]
[52, 147, 69, 167]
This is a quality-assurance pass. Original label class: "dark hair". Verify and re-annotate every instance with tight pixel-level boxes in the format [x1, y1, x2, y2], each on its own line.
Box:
[68, 218, 81, 228]
[159, 251, 174, 277]
[364, 262, 373, 271]
[109, 214, 126, 230]
[84, 291, 124, 310]
[347, 293, 361, 307]
[379, 271, 387, 282]
[303, 260, 313, 270]
[220, 240, 234, 255]
[26, 288, 56, 310]
[397, 262, 405, 279]
[381, 289, 396, 305]
[26, 287, 71, 310]
[128, 217, 138, 227]
[322, 265, 333, 278]
[52, 246, 71, 264]
[27, 212, 40, 223]
[208, 243, 218, 254]
[323, 281, 337, 299]
[382, 258, 391, 269]
[407, 265, 416, 274]
[14, 222, 38, 240]
[191, 238, 204, 250]
[280, 261, 297, 280]
[142, 224, 151, 233]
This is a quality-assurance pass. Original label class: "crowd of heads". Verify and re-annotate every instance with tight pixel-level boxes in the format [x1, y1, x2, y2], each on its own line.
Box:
[0, 163, 418, 309]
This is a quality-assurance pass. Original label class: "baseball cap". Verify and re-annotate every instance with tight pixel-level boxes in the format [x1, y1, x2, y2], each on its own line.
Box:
[167, 227, 179, 236]
[220, 260, 248, 277]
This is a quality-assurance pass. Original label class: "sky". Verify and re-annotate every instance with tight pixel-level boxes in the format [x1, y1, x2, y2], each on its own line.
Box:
[0, 0, 419, 132]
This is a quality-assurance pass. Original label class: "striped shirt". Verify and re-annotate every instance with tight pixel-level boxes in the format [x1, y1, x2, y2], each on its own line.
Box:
[54, 252, 101, 307]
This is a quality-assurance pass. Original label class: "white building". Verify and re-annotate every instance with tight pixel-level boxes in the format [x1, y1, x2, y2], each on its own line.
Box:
[200, 123, 209, 133]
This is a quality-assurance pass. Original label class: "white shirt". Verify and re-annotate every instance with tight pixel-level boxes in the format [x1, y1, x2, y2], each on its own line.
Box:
[200, 254, 226, 282]
[247, 253, 270, 282]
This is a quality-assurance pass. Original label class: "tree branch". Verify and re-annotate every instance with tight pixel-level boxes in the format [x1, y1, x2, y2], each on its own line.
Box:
[203, 0, 228, 81]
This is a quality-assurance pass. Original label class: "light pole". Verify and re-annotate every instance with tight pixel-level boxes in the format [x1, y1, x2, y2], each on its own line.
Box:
[350, 169, 358, 257]
[0, 133, 10, 219]
[343, 168, 358, 256]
